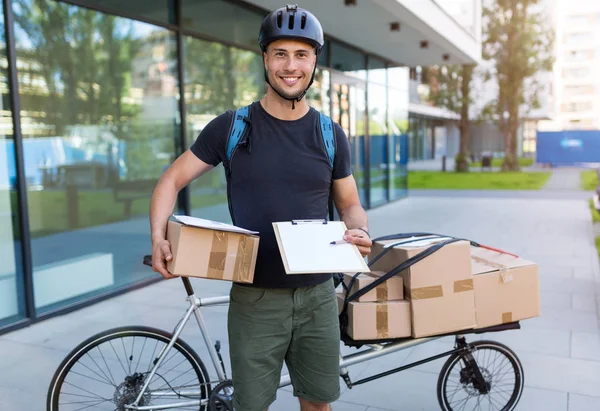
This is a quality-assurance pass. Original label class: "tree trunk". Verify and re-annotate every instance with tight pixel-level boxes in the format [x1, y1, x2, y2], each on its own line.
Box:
[456, 64, 473, 172]
[502, 116, 520, 171]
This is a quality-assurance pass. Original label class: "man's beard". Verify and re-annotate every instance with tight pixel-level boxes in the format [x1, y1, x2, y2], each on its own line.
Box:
[268, 72, 306, 101]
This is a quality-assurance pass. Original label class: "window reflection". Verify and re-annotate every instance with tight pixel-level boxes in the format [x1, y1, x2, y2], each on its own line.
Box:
[14, 0, 180, 313]
[0, 5, 25, 327]
[182, 0, 266, 52]
[184, 37, 264, 222]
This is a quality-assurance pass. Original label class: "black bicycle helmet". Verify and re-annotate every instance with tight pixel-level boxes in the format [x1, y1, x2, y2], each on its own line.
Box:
[259, 4, 324, 54]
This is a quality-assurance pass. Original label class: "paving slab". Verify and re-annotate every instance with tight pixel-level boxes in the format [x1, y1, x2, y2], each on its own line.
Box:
[1, 191, 599, 410]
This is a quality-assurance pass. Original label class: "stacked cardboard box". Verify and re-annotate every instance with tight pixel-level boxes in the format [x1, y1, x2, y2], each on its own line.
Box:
[470, 246, 540, 328]
[362, 236, 540, 339]
[369, 237, 477, 338]
[337, 271, 411, 340]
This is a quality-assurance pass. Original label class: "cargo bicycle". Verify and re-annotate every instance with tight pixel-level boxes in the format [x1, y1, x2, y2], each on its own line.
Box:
[47, 234, 526, 411]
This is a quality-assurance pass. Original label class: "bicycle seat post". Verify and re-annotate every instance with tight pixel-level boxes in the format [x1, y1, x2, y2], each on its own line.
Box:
[181, 277, 195, 296]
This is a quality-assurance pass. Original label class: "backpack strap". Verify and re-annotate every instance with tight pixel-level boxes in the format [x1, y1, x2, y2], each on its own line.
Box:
[319, 112, 335, 168]
[226, 104, 251, 165]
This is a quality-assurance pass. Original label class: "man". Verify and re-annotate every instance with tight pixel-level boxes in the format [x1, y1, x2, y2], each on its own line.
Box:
[149, 5, 371, 411]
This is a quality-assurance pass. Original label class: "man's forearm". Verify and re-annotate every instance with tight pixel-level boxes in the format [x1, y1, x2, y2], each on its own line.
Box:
[150, 179, 179, 242]
[339, 204, 369, 233]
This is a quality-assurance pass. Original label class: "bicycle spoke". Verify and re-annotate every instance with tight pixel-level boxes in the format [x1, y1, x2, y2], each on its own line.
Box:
[108, 339, 129, 376]
[121, 337, 131, 376]
[134, 337, 147, 374]
[85, 350, 117, 387]
[68, 369, 116, 387]
[147, 338, 161, 373]
[150, 356, 194, 388]
[96, 345, 118, 387]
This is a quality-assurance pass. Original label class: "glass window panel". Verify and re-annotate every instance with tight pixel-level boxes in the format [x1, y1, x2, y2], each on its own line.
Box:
[388, 86, 408, 201]
[184, 37, 265, 222]
[368, 81, 388, 207]
[13, 0, 180, 314]
[74, 0, 175, 25]
[330, 72, 366, 206]
[306, 68, 330, 116]
[330, 41, 366, 80]
[0, 6, 26, 328]
[182, 0, 266, 52]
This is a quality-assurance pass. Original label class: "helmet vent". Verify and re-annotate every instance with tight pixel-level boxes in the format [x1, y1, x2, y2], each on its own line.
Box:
[288, 14, 295, 30]
[300, 13, 307, 29]
[276, 11, 283, 28]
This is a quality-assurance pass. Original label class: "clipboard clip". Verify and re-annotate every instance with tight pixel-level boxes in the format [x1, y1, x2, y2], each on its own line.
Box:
[291, 219, 328, 225]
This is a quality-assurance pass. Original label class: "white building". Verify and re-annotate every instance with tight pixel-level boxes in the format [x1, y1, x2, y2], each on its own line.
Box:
[548, 0, 600, 130]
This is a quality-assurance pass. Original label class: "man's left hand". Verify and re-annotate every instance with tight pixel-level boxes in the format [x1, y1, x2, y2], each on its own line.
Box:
[343, 229, 372, 258]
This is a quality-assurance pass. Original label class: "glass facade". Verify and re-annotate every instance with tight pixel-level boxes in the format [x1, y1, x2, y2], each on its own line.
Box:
[0, 4, 26, 328]
[1, 0, 409, 333]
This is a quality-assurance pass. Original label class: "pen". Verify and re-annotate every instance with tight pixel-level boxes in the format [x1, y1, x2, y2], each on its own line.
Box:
[330, 235, 364, 245]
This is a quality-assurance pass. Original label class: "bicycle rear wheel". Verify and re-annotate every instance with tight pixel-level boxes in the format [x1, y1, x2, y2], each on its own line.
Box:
[437, 340, 524, 411]
[47, 326, 210, 411]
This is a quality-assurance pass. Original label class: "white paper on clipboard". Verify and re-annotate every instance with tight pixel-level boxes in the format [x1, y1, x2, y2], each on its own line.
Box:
[272, 220, 370, 274]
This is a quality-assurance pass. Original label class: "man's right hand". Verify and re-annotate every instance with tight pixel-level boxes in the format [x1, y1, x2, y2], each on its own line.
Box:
[152, 239, 177, 279]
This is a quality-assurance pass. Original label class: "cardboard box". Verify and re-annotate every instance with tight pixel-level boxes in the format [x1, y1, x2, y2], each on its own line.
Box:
[166, 220, 259, 283]
[471, 247, 540, 328]
[342, 271, 403, 302]
[369, 237, 476, 338]
[337, 294, 411, 340]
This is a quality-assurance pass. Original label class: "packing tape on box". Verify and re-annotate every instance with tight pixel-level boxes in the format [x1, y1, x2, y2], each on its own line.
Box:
[502, 312, 513, 323]
[376, 283, 388, 301]
[454, 279, 474, 293]
[472, 255, 513, 283]
[376, 304, 389, 339]
[411, 285, 443, 300]
[207, 231, 228, 279]
[411, 280, 473, 300]
[233, 236, 254, 283]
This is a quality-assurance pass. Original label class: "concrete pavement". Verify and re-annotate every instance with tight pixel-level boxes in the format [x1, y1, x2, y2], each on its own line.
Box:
[2, 174, 600, 410]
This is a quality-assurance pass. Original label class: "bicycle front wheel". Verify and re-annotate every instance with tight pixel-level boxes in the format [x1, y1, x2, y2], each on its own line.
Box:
[437, 340, 524, 411]
[47, 326, 210, 411]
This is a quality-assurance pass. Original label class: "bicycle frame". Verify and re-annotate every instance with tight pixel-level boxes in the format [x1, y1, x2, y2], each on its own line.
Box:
[123, 279, 477, 411]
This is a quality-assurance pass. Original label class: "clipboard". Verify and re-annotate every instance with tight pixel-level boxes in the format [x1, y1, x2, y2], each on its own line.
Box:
[272, 219, 370, 274]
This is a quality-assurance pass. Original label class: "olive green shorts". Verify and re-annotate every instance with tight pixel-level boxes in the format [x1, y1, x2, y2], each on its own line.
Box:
[227, 278, 341, 411]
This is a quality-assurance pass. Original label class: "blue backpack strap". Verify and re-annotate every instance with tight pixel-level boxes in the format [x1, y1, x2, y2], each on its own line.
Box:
[319, 112, 335, 168]
[226, 104, 251, 163]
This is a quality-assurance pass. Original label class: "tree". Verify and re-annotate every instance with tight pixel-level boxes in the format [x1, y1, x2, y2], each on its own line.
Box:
[482, 0, 554, 171]
[424, 64, 475, 172]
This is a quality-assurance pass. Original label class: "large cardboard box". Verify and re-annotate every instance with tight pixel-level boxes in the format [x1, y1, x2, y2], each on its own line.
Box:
[342, 271, 403, 302]
[369, 237, 476, 338]
[166, 220, 259, 283]
[471, 247, 540, 328]
[337, 294, 411, 340]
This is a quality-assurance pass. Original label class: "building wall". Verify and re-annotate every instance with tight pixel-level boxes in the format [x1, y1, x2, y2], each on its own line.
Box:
[554, 0, 600, 130]
[0, 0, 412, 332]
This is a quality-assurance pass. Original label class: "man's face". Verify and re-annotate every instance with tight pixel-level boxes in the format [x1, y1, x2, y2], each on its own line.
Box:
[263, 39, 317, 100]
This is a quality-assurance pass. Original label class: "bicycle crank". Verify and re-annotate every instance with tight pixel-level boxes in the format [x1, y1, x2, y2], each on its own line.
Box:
[209, 380, 235, 411]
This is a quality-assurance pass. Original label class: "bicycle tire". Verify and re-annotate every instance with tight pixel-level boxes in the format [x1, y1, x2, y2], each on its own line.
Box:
[437, 340, 524, 411]
[47, 325, 210, 411]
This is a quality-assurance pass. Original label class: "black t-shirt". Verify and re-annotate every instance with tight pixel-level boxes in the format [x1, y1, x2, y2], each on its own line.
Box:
[190, 101, 352, 288]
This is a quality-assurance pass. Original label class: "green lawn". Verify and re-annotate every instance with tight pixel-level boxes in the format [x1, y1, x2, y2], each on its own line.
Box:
[589, 199, 600, 223]
[595, 237, 600, 260]
[405, 171, 552, 190]
[13, 189, 226, 238]
[470, 157, 534, 168]
[581, 169, 598, 191]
